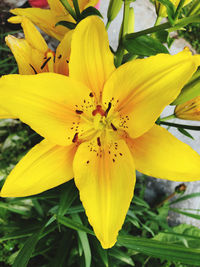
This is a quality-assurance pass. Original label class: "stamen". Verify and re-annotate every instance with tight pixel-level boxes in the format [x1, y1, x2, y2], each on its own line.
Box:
[111, 123, 117, 131]
[29, 64, 37, 74]
[75, 110, 83, 114]
[41, 57, 51, 69]
[105, 102, 112, 116]
[89, 92, 94, 97]
[72, 132, 78, 143]
[97, 137, 101, 146]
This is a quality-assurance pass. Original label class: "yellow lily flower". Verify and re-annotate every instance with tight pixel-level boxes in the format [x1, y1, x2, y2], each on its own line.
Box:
[175, 95, 200, 120]
[10, 0, 99, 40]
[1, 16, 72, 119]
[1, 16, 200, 249]
[155, 0, 192, 17]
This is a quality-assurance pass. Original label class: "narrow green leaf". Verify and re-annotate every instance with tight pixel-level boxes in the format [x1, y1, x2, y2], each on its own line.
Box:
[13, 227, 43, 267]
[157, 0, 175, 23]
[109, 247, 135, 266]
[178, 128, 194, 139]
[170, 208, 200, 220]
[80, 7, 103, 20]
[123, 35, 169, 56]
[55, 21, 76, 29]
[0, 201, 29, 216]
[57, 215, 94, 235]
[170, 192, 200, 205]
[72, 214, 91, 267]
[118, 235, 200, 265]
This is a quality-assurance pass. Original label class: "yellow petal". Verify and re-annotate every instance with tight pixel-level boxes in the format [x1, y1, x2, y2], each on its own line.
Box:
[73, 136, 135, 249]
[0, 107, 15, 119]
[103, 50, 200, 138]
[10, 8, 70, 41]
[48, 0, 67, 15]
[55, 31, 73, 76]
[0, 73, 95, 146]
[8, 16, 48, 53]
[127, 124, 200, 181]
[69, 16, 115, 101]
[1, 139, 77, 197]
[5, 36, 35, 75]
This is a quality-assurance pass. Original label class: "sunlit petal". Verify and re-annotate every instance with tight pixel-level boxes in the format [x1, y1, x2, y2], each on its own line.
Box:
[1, 139, 77, 197]
[69, 16, 115, 101]
[127, 124, 200, 181]
[73, 135, 135, 248]
[103, 50, 200, 138]
[0, 73, 95, 146]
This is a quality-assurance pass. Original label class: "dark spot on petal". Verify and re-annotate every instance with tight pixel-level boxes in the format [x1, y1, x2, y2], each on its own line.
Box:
[76, 110, 83, 114]
[97, 137, 101, 146]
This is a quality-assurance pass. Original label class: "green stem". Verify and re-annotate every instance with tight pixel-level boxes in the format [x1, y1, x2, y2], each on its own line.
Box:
[115, 0, 130, 67]
[106, 20, 111, 30]
[159, 121, 200, 131]
[160, 114, 176, 121]
[73, 0, 81, 20]
[60, 0, 77, 21]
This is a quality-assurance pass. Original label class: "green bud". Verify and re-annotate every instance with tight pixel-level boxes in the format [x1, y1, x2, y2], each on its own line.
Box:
[107, 0, 123, 23]
[172, 68, 200, 105]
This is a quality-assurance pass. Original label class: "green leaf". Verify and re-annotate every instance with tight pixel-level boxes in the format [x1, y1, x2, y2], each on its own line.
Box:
[91, 239, 108, 267]
[55, 21, 76, 29]
[177, 128, 194, 139]
[71, 214, 91, 267]
[79, 7, 103, 20]
[118, 235, 200, 265]
[170, 208, 200, 220]
[13, 227, 43, 267]
[0, 201, 30, 216]
[123, 35, 169, 56]
[157, 0, 175, 24]
[57, 215, 94, 235]
[109, 247, 135, 266]
[170, 192, 200, 205]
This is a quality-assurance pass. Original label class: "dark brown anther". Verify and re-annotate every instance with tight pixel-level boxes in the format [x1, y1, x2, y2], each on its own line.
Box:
[41, 57, 51, 69]
[58, 54, 62, 59]
[105, 102, 112, 116]
[75, 110, 83, 114]
[66, 59, 69, 63]
[111, 123, 117, 131]
[89, 92, 94, 97]
[97, 137, 101, 146]
[30, 64, 37, 74]
[72, 133, 78, 143]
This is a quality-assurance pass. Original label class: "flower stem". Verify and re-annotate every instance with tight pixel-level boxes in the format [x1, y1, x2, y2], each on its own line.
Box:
[106, 20, 111, 30]
[160, 114, 176, 121]
[159, 121, 200, 131]
[115, 0, 130, 67]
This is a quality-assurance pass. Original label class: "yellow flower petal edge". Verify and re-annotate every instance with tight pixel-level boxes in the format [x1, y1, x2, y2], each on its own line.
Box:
[103, 49, 200, 138]
[73, 137, 136, 249]
[69, 16, 115, 101]
[0, 73, 93, 146]
[127, 124, 200, 181]
[1, 139, 77, 197]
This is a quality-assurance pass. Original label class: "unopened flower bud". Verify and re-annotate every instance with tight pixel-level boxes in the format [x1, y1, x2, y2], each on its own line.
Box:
[107, 0, 123, 23]
[175, 95, 200, 121]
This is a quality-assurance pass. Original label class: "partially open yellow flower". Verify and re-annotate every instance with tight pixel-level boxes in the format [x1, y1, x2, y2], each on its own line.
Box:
[155, 0, 192, 17]
[175, 95, 200, 120]
[10, 0, 98, 40]
[1, 16, 72, 119]
[1, 16, 200, 249]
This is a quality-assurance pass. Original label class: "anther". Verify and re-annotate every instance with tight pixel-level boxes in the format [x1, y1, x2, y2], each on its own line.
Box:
[72, 133, 78, 143]
[75, 110, 83, 114]
[41, 57, 51, 69]
[30, 64, 37, 74]
[58, 54, 62, 59]
[89, 92, 94, 97]
[105, 102, 112, 116]
[97, 137, 101, 146]
[111, 123, 117, 131]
